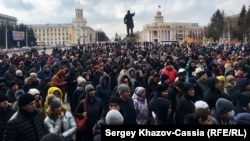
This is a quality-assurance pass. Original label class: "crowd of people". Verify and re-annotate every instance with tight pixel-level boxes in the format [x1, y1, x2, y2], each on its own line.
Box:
[0, 41, 250, 141]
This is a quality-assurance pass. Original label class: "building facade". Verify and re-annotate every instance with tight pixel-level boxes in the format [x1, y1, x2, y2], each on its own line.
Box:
[28, 8, 96, 46]
[0, 13, 17, 25]
[139, 10, 204, 43]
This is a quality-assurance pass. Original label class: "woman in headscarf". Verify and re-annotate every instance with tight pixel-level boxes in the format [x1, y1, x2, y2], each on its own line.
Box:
[131, 86, 149, 125]
[52, 69, 67, 102]
[74, 84, 103, 141]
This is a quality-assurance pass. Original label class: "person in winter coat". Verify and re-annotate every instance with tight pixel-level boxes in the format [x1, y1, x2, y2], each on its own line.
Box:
[71, 76, 86, 113]
[0, 95, 15, 141]
[51, 69, 67, 102]
[203, 76, 231, 114]
[44, 100, 77, 141]
[74, 84, 103, 141]
[214, 98, 235, 125]
[153, 97, 173, 125]
[28, 88, 45, 119]
[44, 87, 65, 116]
[117, 84, 137, 125]
[232, 93, 250, 124]
[175, 82, 201, 124]
[131, 86, 149, 125]
[95, 74, 112, 109]
[3, 94, 48, 141]
[22, 72, 41, 93]
[92, 109, 124, 141]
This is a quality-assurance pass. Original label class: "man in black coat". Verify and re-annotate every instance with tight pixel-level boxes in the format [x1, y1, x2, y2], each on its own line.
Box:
[3, 94, 48, 141]
[0, 95, 15, 141]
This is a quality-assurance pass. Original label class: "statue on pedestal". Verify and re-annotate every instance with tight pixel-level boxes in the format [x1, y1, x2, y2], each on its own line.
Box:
[124, 10, 135, 36]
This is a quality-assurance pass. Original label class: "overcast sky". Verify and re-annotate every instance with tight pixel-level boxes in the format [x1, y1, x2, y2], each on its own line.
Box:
[0, 0, 249, 40]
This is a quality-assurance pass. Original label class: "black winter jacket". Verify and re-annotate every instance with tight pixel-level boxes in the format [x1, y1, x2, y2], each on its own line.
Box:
[3, 109, 48, 141]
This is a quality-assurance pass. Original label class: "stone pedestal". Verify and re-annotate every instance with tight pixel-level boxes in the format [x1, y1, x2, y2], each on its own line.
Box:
[124, 35, 136, 48]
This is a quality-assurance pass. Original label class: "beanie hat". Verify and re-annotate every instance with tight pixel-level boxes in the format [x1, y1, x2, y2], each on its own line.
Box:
[182, 82, 194, 93]
[156, 84, 168, 94]
[217, 75, 226, 83]
[188, 77, 197, 84]
[226, 75, 236, 82]
[85, 84, 95, 94]
[216, 98, 233, 115]
[48, 97, 60, 106]
[134, 86, 145, 96]
[15, 70, 22, 75]
[43, 65, 49, 70]
[18, 94, 35, 108]
[50, 100, 61, 111]
[109, 96, 122, 106]
[30, 72, 37, 77]
[105, 109, 124, 125]
[196, 71, 206, 78]
[44, 77, 52, 84]
[15, 89, 25, 99]
[9, 81, 17, 88]
[117, 84, 130, 95]
[194, 100, 209, 110]
[192, 67, 203, 77]
[0, 94, 8, 102]
[178, 68, 186, 74]
[77, 76, 86, 86]
[28, 88, 40, 95]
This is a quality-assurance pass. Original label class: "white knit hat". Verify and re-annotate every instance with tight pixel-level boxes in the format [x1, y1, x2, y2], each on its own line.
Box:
[28, 88, 40, 95]
[15, 70, 22, 75]
[194, 100, 209, 110]
[105, 110, 124, 125]
[77, 76, 86, 85]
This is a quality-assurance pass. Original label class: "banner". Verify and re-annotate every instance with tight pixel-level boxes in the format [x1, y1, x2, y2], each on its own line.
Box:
[11, 31, 25, 41]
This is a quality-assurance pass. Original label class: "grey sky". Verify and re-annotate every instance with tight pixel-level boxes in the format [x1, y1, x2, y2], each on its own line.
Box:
[0, 0, 249, 39]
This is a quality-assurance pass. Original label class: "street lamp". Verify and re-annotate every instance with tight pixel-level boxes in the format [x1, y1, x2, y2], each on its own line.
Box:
[5, 23, 9, 50]
[26, 28, 28, 46]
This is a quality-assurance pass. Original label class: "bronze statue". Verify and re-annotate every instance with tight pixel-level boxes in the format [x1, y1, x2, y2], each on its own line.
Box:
[124, 10, 135, 36]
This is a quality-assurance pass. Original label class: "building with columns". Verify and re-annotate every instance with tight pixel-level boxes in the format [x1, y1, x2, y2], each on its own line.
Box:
[139, 10, 205, 43]
[28, 8, 96, 46]
[0, 13, 17, 25]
